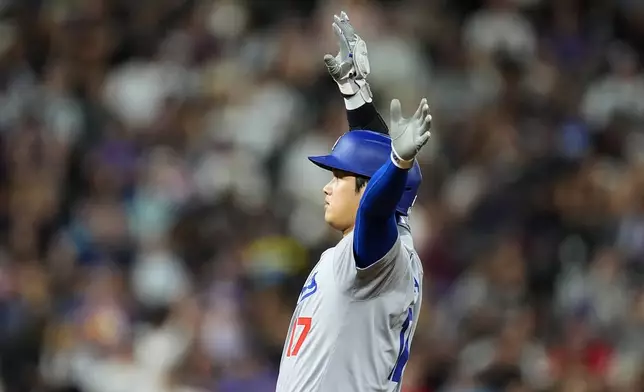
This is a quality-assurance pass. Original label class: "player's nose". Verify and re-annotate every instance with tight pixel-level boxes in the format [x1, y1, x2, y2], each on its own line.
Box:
[323, 180, 332, 196]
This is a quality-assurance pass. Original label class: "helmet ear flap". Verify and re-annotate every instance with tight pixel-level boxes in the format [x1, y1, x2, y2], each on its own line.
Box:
[396, 160, 422, 216]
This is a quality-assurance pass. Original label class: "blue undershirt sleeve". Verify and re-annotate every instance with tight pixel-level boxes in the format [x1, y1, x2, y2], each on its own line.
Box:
[353, 158, 409, 268]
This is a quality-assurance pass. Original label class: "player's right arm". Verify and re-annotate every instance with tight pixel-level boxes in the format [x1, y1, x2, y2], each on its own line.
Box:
[352, 99, 431, 269]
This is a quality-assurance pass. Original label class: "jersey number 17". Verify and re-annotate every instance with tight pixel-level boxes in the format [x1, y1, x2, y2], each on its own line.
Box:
[286, 317, 312, 357]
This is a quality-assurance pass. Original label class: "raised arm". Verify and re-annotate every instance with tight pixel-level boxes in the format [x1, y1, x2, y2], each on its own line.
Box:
[353, 99, 431, 268]
[324, 12, 431, 268]
[323, 12, 431, 268]
[323, 12, 389, 135]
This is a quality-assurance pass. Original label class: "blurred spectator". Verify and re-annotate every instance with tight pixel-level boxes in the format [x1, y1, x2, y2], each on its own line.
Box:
[0, 0, 643, 391]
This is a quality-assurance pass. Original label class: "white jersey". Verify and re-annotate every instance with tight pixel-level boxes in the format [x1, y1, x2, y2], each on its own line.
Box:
[276, 224, 423, 392]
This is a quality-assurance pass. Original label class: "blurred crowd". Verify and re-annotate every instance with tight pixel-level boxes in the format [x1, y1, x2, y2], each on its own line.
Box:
[1, 0, 644, 391]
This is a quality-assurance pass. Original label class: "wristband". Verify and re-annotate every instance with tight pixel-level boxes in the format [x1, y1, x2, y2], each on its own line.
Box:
[343, 83, 373, 110]
[390, 150, 414, 169]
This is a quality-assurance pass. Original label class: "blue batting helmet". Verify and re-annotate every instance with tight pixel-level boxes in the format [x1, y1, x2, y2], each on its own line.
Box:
[308, 130, 421, 216]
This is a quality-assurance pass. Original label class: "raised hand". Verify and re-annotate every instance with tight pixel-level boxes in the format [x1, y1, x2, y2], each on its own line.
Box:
[323, 11, 371, 99]
[389, 98, 432, 163]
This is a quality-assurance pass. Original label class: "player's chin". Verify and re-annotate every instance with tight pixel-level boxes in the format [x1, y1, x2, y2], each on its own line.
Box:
[324, 210, 339, 227]
[324, 213, 347, 232]
[323, 209, 334, 225]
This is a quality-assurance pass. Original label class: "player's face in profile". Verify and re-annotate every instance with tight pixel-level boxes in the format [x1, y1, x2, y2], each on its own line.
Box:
[323, 170, 365, 234]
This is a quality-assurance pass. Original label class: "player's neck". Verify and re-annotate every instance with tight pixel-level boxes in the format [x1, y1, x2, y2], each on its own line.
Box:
[342, 225, 355, 237]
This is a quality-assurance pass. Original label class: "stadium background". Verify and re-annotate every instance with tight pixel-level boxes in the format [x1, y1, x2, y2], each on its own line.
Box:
[1, 0, 644, 391]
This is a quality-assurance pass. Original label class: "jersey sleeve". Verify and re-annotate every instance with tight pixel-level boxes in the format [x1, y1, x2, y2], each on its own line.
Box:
[332, 231, 410, 299]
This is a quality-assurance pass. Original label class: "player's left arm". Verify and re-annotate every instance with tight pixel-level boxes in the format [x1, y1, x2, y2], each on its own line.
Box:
[353, 98, 432, 269]
[324, 12, 389, 135]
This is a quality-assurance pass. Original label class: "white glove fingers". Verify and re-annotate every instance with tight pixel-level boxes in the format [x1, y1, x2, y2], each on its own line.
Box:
[332, 22, 351, 58]
[332, 22, 343, 40]
[390, 99, 403, 124]
[334, 14, 355, 43]
[413, 98, 426, 121]
[418, 103, 430, 129]
[326, 10, 370, 99]
[418, 131, 431, 146]
[390, 95, 432, 161]
[421, 114, 432, 133]
[324, 54, 341, 76]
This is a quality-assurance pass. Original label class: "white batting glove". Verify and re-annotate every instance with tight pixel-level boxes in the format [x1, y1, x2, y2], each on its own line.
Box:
[323, 11, 373, 109]
[389, 98, 432, 166]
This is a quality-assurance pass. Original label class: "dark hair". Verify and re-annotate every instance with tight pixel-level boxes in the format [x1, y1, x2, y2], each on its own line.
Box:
[355, 176, 369, 193]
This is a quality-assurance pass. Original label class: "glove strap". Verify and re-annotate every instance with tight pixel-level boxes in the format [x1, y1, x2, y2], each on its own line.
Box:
[343, 82, 372, 110]
[353, 39, 370, 79]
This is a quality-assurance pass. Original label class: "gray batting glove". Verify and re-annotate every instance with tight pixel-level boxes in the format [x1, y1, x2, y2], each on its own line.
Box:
[323, 11, 372, 105]
[390, 98, 432, 165]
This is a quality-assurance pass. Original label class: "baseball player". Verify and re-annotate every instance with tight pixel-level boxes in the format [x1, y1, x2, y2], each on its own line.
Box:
[275, 12, 431, 392]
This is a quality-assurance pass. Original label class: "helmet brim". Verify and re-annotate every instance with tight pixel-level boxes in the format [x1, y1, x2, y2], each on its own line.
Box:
[308, 155, 371, 178]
